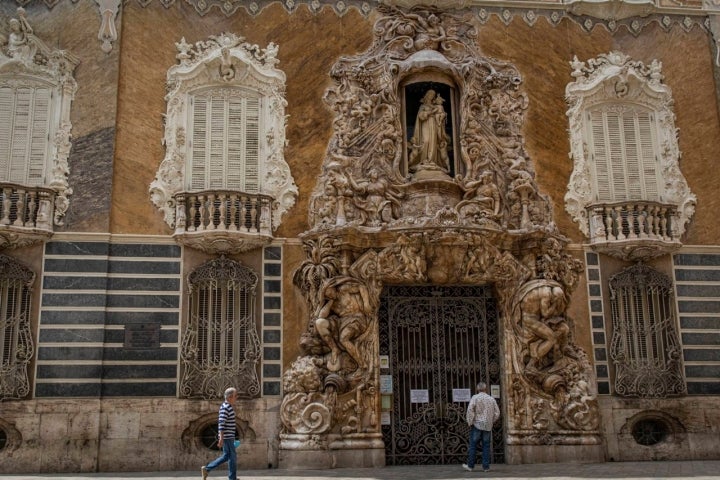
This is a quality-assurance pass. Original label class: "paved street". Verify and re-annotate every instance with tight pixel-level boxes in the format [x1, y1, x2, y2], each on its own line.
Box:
[2, 461, 719, 480]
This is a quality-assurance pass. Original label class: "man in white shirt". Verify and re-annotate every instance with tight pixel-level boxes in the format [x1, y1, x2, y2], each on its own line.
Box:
[463, 382, 500, 472]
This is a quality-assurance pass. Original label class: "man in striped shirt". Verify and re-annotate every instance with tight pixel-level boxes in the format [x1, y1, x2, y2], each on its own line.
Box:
[202, 387, 238, 480]
[463, 382, 500, 473]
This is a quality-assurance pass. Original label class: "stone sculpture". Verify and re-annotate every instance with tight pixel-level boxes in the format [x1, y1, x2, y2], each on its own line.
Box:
[282, 6, 602, 464]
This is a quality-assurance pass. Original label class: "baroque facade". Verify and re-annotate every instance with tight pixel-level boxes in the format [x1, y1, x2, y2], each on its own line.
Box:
[0, 0, 719, 473]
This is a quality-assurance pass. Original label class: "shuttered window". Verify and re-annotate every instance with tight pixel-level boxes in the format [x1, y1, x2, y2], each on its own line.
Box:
[0, 86, 52, 185]
[188, 90, 260, 193]
[586, 106, 660, 202]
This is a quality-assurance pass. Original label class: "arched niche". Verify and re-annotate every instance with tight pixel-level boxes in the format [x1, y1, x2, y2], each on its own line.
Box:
[401, 71, 461, 178]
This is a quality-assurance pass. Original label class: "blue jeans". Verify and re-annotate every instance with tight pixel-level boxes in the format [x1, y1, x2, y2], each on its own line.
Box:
[467, 426, 491, 470]
[206, 437, 237, 480]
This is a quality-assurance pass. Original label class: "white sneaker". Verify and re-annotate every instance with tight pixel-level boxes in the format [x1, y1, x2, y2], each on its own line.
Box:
[462, 463, 474, 472]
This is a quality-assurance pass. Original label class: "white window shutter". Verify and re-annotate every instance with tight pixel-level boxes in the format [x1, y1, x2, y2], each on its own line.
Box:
[638, 112, 659, 200]
[589, 110, 611, 201]
[0, 87, 51, 185]
[244, 97, 260, 193]
[0, 87, 14, 180]
[189, 96, 208, 190]
[226, 97, 244, 190]
[188, 91, 261, 193]
[28, 88, 51, 185]
[208, 96, 226, 189]
[589, 106, 659, 203]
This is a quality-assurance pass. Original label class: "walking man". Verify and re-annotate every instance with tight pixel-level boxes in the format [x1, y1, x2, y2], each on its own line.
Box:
[463, 382, 500, 472]
[202, 387, 238, 480]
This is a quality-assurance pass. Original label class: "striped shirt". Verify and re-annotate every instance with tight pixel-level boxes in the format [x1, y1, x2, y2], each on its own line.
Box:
[466, 392, 500, 431]
[217, 401, 236, 440]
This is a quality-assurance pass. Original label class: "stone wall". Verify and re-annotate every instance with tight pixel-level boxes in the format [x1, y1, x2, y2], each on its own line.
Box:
[0, 398, 280, 473]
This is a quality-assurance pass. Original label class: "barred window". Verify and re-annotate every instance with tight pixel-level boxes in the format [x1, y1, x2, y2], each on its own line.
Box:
[0, 255, 35, 401]
[179, 257, 261, 399]
[609, 263, 685, 398]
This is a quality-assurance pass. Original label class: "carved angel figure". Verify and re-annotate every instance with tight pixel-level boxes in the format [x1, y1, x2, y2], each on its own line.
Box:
[3, 9, 33, 60]
[346, 168, 403, 226]
[457, 171, 501, 221]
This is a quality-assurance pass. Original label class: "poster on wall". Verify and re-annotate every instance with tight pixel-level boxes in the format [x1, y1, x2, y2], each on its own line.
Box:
[491, 384, 500, 398]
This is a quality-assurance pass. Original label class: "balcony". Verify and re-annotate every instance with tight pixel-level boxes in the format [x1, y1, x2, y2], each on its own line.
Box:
[586, 200, 681, 261]
[0, 183, 56, 250]
[173, 190, 274, 254]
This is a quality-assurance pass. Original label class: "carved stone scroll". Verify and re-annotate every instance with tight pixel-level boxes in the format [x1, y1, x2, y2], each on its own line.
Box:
[282, 6, 602, 466]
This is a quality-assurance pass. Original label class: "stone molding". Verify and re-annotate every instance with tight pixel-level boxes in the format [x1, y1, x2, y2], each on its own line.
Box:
[564, 52, 696, 248]
[149, 32, 297, 233]
[0, 8, 79, 229]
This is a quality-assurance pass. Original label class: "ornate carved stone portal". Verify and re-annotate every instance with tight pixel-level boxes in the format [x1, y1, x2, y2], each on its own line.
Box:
[281, 6, 602, 467]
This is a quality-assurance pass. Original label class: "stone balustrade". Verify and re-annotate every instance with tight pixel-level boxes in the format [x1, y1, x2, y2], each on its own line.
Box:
[173, 190, 274, 254]
[0, 183, 56, 250]
[586, 200, 682, 260]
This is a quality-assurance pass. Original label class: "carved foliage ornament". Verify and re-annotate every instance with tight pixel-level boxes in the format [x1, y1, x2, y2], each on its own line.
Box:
[283, 7, 601, 448]
[308, 5, 552, 233]
[150, 32, 297, 230]
[0, 8, 79, 226]
[565, 51, 695, 238]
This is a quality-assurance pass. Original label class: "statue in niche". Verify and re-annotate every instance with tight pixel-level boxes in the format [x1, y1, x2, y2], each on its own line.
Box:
[457, 171, 501, 221]
[345, 168, 403, 226]
[314, 276, 373, 372]
[408, 89, 451, 174]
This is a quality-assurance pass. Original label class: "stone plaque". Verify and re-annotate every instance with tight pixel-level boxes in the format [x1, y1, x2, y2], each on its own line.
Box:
[124, 322, 160, 349]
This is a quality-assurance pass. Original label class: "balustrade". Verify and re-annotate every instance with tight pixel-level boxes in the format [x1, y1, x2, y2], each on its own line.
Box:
[0, 183, 55, 249]
[173, 190, 274, 254]
[586, 200, 681, 260]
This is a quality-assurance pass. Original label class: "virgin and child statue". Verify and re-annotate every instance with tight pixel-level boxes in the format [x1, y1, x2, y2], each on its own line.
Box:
[408, 89, 451, 175]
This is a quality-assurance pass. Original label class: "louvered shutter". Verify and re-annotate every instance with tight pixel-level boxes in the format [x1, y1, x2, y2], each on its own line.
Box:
[189, 96, 208, 190]
[244, 97, 260, 193]
[208, 96, 225, 189]
[188, 91, 261, 192]
[0, 87, 14, 179]
[28, 88, 51, 185]
[638, 112, 659, 200]
[0, 87, 51, 185]
[589, 110, 611, 201]
[588, 106, 659, 202]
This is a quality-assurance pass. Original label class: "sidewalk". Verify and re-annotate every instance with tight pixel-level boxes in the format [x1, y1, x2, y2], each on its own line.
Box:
[2, 461, 719, 480]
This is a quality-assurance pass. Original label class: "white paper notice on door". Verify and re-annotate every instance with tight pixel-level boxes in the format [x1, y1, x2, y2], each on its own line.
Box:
[452, 388, 471, 402]
[410, 389, 429, 403]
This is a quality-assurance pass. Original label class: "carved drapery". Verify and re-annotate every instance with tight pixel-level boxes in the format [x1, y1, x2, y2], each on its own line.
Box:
[282, 7, 601, 456]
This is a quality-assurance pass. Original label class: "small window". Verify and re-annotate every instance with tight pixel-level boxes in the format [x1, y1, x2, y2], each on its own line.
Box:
[632, 418, 669, 446]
